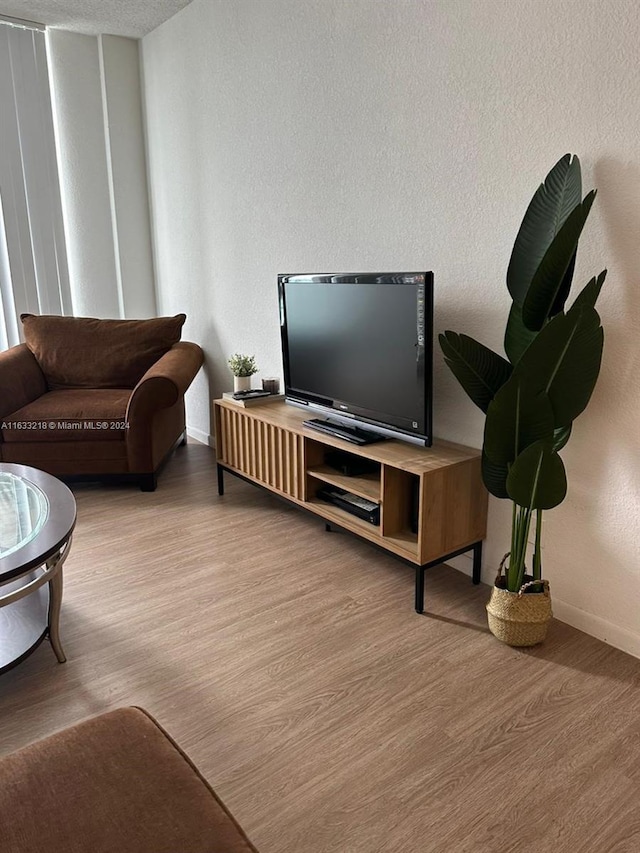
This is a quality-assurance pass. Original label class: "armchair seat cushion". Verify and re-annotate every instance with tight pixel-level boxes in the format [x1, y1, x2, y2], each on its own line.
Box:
[2, 389, 130, 442]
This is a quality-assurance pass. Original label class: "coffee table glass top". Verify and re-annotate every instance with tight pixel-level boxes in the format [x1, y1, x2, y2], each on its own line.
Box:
[0, 472, 49, 559]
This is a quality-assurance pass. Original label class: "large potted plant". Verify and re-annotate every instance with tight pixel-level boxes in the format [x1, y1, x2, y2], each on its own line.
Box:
[440, 154, 606, 646]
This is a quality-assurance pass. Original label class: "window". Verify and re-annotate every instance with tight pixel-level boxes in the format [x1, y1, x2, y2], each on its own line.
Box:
[0, 18, 71, 349]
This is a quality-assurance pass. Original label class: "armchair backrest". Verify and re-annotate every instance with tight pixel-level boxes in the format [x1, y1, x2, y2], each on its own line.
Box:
[21, 314, 186, 390]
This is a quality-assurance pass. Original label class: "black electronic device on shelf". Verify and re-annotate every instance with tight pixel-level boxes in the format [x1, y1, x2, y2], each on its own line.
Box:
[316, 485, 380, 525]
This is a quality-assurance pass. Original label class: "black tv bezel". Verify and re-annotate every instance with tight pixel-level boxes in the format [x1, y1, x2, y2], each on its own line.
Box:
[278, 271, 434, 447]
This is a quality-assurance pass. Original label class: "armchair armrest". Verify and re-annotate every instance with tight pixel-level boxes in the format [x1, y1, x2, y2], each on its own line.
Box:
[0, 344, 47, 421]
[126, 342, 204, 423]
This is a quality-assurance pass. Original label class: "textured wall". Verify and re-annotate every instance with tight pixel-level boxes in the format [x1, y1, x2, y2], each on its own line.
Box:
[141, 0, 640, 655]
[47, 31, 156, 319]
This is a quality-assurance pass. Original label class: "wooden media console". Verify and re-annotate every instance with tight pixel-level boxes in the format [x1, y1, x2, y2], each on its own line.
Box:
[213, 399, 488, 611]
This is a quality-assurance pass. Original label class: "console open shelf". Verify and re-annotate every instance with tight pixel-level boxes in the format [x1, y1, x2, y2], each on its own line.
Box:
[213, 399, 488, 611]
[307, 465, 381, 503]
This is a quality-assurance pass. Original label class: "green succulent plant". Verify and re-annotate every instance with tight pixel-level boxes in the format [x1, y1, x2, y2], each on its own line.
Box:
[227, 353, 258, 377]
[440, 154, 606, 593]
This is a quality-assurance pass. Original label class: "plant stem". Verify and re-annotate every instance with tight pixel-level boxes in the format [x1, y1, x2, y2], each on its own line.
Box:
[533, 510, 543, 582]
[507, 503, 519, 591]
[517, 507, 533, 590]
[509, 501, 517, 577]
[508, 504, 522, 591]
[514, 507, 524, 590]
[508, 504, 533, 592]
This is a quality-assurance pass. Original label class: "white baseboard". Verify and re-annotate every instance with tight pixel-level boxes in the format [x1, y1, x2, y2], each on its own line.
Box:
[186, 426, 213, 447]
[550, 599, 640, 660]
[445, 557, 640, 660]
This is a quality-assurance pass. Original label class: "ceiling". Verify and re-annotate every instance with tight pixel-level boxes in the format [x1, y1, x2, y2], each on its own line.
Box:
[0, 0, 193, 38]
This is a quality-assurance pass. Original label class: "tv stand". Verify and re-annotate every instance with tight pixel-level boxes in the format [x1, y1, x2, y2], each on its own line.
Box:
[214, 400, 488, 612]
[303, 417, 385, 446]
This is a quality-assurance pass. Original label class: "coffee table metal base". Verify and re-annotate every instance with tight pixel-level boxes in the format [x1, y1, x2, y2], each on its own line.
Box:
[0, 539, 69, 673]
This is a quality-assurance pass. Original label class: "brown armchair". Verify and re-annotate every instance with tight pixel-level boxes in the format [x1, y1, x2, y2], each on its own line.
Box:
[0, 314, 204, 490]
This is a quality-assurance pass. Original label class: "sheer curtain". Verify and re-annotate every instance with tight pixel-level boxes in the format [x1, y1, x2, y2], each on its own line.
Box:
[0, 18, 71, 350]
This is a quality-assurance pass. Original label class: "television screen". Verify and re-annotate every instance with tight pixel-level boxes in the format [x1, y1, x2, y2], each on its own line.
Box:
[278, 272, 433, 446]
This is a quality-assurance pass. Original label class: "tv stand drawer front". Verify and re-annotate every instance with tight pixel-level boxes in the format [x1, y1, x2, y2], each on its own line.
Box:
[216, 406, 304, 499]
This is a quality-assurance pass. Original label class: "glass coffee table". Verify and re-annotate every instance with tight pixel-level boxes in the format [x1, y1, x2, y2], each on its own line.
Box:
[0, 464, 76, 672]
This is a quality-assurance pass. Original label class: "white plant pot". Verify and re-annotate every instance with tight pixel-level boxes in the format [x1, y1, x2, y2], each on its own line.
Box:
[233, 375, 252, 393]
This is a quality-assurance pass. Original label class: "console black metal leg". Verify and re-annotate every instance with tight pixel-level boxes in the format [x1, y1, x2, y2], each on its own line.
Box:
[415, 541, 483, 613]
[217, 464, 224, 496]
[415, 566, 425, 614]
[472, 541, 482, 585]
[325, 523, 332, 533]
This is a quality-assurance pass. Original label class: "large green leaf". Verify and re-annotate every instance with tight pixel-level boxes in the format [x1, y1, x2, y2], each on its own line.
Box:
[507, 154, 582, 305]
[552, 424, 572, 452]
[507, 440, 567, 510]
[439, 332, 512, 413]
[571, 269, 607, 312]
[549, 249, 576, 317]
[505, 254, 578, 367]
[481, 451, 509, 499]
[484, 377, 555, 465]
[521, 190, 596, 331]
[504, 301, 539, 365]
[515, 305, 604, 427]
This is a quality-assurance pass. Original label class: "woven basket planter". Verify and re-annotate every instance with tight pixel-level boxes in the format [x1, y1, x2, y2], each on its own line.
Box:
[486, 576, 552, 647]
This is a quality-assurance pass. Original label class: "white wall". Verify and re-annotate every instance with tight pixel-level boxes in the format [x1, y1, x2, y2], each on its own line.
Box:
[141, 0, 640, 656]
[47, 31, 156, 319]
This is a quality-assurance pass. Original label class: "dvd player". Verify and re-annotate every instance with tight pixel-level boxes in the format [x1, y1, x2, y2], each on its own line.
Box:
[316, 485, 380, 525]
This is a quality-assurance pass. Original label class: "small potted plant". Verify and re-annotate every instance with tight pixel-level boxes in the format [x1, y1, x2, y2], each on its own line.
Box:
[228, 353, 258, 393]
[440, 154, 606, 646]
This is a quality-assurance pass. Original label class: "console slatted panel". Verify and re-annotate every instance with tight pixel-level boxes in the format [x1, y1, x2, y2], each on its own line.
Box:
[219, 408, 303, 500]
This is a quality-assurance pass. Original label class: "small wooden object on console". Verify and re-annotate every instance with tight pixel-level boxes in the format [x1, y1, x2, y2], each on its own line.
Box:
[213, 400, 488, 612]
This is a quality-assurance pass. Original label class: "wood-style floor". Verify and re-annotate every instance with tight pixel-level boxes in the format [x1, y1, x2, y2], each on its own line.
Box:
[1, 442, 639, 852]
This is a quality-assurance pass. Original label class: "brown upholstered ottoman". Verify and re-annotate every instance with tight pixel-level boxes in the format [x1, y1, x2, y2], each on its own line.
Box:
[0, 707, 258, 852]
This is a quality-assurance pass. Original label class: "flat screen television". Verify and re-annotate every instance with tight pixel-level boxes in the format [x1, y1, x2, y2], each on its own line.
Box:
[278, 271, 434, 446]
